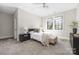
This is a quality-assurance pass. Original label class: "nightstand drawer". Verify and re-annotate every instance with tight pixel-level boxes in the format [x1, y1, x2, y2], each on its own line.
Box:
[24, 35, 28, 37]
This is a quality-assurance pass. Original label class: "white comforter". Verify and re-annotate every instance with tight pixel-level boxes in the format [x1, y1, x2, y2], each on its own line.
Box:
[30, 32, 57, 43]
[30, 32, 43, 42]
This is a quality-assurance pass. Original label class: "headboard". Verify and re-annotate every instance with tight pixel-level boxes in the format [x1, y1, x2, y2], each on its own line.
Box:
[28, 28, 39, 32]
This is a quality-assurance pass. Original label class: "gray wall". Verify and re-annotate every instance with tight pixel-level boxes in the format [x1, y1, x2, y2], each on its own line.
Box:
[0, 12, 14, 39]
[18, 9, 41, 34]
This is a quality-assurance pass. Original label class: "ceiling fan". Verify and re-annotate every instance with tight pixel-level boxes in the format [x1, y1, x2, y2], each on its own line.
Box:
[33, 3, 48, 8]
[42, 3, 48, 8]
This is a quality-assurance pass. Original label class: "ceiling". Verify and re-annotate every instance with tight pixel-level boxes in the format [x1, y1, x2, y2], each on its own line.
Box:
[0, 5, 17, 14]
[0, 3, 78, 17]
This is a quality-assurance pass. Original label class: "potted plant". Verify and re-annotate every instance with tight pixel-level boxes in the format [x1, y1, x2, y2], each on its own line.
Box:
[70, 21, 78, 34]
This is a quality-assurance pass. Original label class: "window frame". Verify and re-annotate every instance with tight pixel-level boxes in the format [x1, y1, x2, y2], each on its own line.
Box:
[47, 16, 64, 30]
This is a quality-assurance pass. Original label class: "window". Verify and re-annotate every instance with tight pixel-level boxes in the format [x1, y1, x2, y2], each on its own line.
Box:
[47, 18, 53, 29]
[47, 16, 63, 30]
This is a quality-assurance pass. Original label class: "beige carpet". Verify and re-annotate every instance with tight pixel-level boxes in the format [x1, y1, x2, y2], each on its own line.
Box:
[0, 39, 73, 55]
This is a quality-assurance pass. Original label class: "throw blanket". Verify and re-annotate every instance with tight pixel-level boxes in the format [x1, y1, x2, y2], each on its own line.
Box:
[42, 32, 57, 46]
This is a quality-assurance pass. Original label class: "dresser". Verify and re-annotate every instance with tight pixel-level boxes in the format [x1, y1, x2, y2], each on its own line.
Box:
[70, 33, 79, 54]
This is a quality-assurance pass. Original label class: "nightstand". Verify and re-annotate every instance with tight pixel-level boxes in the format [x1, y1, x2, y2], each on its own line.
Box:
[19, 33, 30, 42]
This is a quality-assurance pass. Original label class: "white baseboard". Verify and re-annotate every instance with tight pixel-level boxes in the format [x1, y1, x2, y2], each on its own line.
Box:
[0, 35, 13, 39]
[58, 36, 69, 40]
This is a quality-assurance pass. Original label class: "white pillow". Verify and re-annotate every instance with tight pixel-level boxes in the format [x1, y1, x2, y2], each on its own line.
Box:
[24, 27, 28, 33]
[29, 31, 34, 34]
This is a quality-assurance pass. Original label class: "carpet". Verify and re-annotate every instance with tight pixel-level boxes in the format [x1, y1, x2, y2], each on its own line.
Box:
[0, 39, 73, 55]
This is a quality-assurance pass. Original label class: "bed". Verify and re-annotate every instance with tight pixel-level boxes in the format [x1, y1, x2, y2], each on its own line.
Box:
[28, 28, 58, 46]
[28, 28, 42, 41]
